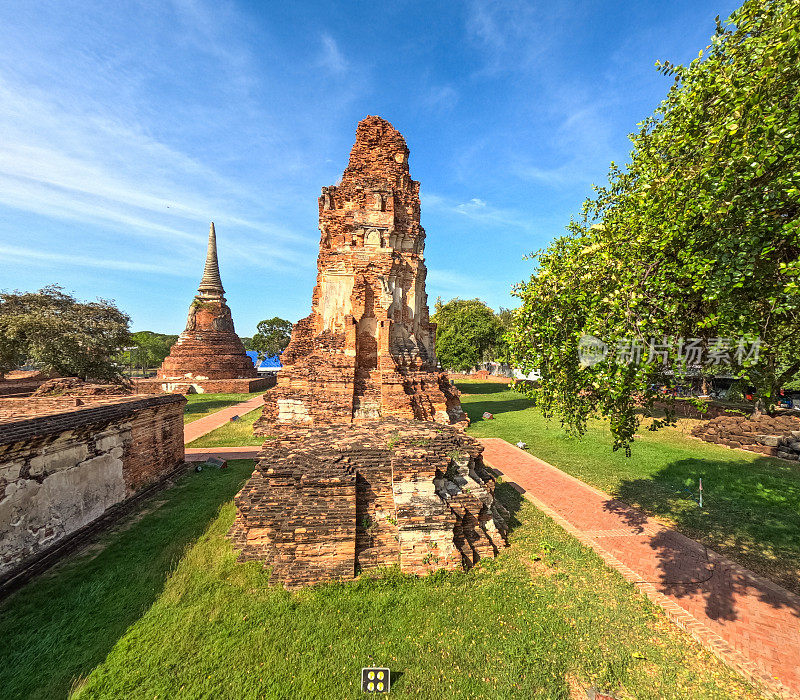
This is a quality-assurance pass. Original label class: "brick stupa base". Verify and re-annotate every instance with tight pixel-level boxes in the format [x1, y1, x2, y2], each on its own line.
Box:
[229, 418, 508, 590]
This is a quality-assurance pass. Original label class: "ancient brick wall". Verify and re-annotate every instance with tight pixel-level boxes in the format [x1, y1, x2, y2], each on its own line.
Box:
[692, 413, 800, 461]
[230, 419, 508, 589]
[133, 376, 274, 396]
[258, 116, 466, 432]
[0, 394, 185, 578]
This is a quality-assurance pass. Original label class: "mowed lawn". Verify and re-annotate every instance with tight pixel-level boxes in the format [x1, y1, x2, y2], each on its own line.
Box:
[187, 408, 263, 448]
[459, 380, 800, 596]
[0, 461, 757, 699]
[183, 392, 263, 424]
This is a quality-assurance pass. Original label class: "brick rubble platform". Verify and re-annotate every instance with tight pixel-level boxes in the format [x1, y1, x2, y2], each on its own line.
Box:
[229, 419, 508, 590]
[480, 438, 800, 699]
[692, 412, 800, 461]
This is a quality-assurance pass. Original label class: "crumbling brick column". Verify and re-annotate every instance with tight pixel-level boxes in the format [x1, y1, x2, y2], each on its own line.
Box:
[256, 116, 466, 432]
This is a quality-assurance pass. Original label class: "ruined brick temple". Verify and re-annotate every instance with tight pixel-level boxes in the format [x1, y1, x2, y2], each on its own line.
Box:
[136, 223, 270, 395]
[255, 115, 466, 430]
[232, 117, 507, 589]
[230, 419, 508, 589]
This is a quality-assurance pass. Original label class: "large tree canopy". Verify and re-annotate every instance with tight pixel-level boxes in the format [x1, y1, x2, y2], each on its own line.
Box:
[0, 286, 131, 381]
[251, 317, 293, 360]
[509, 0, 800, 451]
[432, 298, 504, 372]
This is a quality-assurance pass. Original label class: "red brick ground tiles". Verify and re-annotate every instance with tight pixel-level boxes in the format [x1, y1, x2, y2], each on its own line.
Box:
[183, 395, 264, 444]
[479, 438, 800, 699]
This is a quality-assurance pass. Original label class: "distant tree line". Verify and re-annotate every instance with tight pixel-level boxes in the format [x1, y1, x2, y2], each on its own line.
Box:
[431, 298, 513, 372]
[0, 283, 298, 380]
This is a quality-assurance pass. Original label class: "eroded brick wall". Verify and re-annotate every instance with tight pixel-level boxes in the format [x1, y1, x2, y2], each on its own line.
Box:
[133, 376, 275, 395]
[692, 413, 800, 460]
[230, 418, 508, 589]
[0, 394, 185, 578]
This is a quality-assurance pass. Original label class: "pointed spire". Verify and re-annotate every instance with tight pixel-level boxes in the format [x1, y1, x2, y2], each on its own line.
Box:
[197, 222, 225, 298]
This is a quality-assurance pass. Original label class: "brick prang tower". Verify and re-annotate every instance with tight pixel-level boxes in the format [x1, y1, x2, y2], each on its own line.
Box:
[256, 115, 466, 431]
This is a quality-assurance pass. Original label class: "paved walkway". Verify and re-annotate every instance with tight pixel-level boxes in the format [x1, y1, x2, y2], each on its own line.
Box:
[479, 438, 800, 699]
[183, 395, 265, 444]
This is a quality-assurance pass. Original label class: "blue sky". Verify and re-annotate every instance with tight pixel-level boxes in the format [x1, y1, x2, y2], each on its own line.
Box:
[0, 0, 741, 335]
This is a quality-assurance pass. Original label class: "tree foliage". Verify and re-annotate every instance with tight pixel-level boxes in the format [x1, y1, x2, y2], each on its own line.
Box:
[432, 298, 504, 371]
[251, 317, 293, 360]
[509, 0, 800, 451]
[0, 285, 131, 381]
[120, 331, 178, 374]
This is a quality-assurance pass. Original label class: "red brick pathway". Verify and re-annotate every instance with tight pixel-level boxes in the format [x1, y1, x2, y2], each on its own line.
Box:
[183, 395, 264, 444]
[479, 438, 800, 699]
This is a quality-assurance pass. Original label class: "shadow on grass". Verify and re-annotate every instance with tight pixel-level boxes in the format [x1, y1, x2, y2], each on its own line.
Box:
[0, 460, 254, 699]
[607, 456, 800, 620]
[461, 383, 534, 423]
[494, 481, 526, 533]
[184, 398, 243, 417]
[454, 381, 512, 395]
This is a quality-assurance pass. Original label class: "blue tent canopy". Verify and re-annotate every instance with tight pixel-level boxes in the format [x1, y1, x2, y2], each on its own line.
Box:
[245, 351, 282, 369]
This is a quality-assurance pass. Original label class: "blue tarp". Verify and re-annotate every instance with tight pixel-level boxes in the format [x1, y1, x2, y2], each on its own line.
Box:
[246, 351, 282, 368]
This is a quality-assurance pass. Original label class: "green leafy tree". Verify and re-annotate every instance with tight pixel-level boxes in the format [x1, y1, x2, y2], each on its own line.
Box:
[251, 317, 293, 360]
[0, 334, 26, 380]
[494, 307, 515, 364]
[432, 298, 503, 371]
[121, 331, 177, 374]
[509, 0, 800, 451]
[0, 285, 131, 381]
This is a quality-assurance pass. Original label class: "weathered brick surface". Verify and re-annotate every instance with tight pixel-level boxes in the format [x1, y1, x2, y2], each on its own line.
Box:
[692, 412, 800, 461]
[229, 418, 508, 589]
[0, 394, 185, 577]
[155, 223, 257, 386]
[134, 376, 274, 395]
[257, 116, 466, 432]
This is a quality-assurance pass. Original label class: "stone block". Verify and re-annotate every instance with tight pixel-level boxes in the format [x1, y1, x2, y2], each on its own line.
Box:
[29, 443, 89, 477]
[95, 427, 130, 453]
[0, 460, 23, 482]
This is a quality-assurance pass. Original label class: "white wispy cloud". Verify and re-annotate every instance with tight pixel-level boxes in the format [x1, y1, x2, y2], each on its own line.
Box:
[465, 0, 573, 76]
[0, 244, 193, 277]
[422, 193, 533, 231]
[0, 73, 315, 273]
[319, 34, 348, 75]
[423, 85, 459, 112]
[512, 102, 617, 188]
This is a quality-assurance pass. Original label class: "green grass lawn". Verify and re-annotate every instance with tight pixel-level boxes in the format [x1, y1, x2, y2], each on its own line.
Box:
[183, 393, 263, 424]
[0, 460, 757, 699]
[459, 380, 800, 596]
[187, 408, 264, 448]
